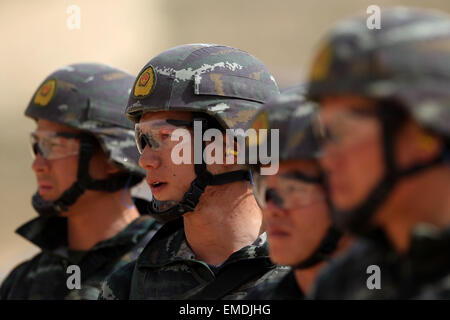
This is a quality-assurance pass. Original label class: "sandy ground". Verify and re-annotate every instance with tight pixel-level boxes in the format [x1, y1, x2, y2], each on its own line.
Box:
[1, 0, 449, 284]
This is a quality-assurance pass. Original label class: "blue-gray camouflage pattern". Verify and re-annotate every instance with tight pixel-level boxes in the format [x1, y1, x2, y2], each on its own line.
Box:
[306, 7, 450, 139]
[125, 44, 280, 133]
[25, 63, 144, 175]
[311, 225, 450, 299]
[99, 219, 289, 300]
[1, 214, 160, 300]
[245, 270, 304, 300]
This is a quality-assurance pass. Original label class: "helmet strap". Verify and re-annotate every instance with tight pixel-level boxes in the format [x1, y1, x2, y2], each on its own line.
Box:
[32, 135, 141, 218]
[147, 115, 251, 222]
[330, 106, 447, 235]
[293, 226, 342, 270]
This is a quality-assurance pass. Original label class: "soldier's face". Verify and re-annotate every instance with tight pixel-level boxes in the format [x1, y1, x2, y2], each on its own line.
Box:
[262, 160, 330, 266]
[138, 111, 196, 202]
[318, 96, 384, 212]
[31, 119, 112, 203]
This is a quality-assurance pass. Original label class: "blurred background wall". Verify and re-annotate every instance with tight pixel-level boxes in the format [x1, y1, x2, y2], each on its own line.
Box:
[1, 0, 449, 282]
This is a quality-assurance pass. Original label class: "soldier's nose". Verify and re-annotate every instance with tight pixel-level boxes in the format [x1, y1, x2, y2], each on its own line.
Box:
[139, 148, 161, 170]
[32, 153, 50, 173]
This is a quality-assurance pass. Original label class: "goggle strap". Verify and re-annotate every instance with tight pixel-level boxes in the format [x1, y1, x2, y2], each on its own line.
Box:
[166, 119, 194, 127]
[281, 171, 323, 184]
[209, 170, 251, 185]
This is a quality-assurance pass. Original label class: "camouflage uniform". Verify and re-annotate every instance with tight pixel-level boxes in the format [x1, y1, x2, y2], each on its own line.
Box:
[1, 215, 158, 300]
[99, 44, 288, 299]
[305, 7, 450, 299]
[244, 270, 303, 300]
[313, 226, 450, 299]
[310, 231, 397, 299]
[100, 219, 288, 300]
[1, 63, 161, 299]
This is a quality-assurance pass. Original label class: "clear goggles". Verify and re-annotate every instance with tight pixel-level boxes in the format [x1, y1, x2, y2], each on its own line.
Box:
[251, 167, 325, 210]
[134, 119, 192, 155]
[30, 131, 81, 160]
[317, 109, 379, 149]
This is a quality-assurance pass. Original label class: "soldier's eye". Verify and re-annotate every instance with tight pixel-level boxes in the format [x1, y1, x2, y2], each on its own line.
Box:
[160, 129, 171, 140]
[140, 135, 149, 150]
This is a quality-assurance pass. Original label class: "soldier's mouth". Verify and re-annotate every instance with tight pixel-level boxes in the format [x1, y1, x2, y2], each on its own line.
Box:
[38, 182, 53, 194]
[328, 178, 349, 195]
[267, 226, 290, 238]
[148, 181, 167, 194]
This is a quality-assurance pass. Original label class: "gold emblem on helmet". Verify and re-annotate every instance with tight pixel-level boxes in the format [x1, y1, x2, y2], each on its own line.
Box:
[310, 43, 333, 81]
[247, 111, 269, 147]
[134, 66, 156, 98]
[34, 79, 56, 106]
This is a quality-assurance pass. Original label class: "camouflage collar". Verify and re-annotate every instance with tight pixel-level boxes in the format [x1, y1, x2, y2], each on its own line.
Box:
[365, 224, 450, 261]
[405, 223, 450, 266]
[16, 214, 156, 259]
[272, 270, 304, 299]
[137, 218, 270, 268]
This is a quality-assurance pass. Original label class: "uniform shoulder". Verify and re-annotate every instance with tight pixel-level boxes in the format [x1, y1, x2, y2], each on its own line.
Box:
[232, 265, 291, 300]
[414, 272, 450, 299]
[310, 239, 388, 299]
[98, 260, 136, 300]
[328, 238, 386, 271]
[0, 253, 44, 299]
[244, 267, 294, 300]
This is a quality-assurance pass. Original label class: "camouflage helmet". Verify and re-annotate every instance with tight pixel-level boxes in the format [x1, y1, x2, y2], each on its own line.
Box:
[26, 63, 144, 218]
[26, 63, 143, 175]
[306, 7, 450, 235]
[125, 43, 279, 130]
[126, 44, 279, 222]
[306, 7, 450, 139]
[247, 85, 341, 270]
[247, 85, 322, 163]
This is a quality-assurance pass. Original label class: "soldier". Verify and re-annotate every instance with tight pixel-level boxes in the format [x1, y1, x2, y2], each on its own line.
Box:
[99, 43, 288, 300]
[243, 86, 350, 299]
[305, 7, 450, 299]
[0, 63, 160, 299]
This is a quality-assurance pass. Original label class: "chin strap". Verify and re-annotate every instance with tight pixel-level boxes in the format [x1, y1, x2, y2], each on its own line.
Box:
[177, 169, 251, 213]
[293, 177, 342, 270]
[331, 106, 448, 236]
[293, 225, 342, 270]
[148, 116, 251, 222]
[32, 135, 142, 218]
